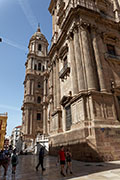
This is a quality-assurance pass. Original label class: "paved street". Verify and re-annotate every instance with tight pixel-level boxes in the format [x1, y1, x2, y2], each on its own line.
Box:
[1, 155, 120, 180]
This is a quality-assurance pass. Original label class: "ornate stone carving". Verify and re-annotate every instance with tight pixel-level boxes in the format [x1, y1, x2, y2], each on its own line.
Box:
[93, 100, 102, 118]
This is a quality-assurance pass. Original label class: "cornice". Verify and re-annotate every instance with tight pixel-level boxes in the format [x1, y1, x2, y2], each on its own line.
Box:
[27, 52, 49, 60]
[48, 0, 57, 14]
[48, 1, 119, 58]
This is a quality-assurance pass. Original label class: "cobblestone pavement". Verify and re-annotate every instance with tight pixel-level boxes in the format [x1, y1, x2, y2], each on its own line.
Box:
[1, 155, 120, 180]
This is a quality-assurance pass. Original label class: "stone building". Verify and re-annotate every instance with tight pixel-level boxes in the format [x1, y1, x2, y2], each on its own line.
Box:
[45, 0, 120, 161]
[0, 113, 8, 150]
[21, 26, 49, 149]
[10, 126, 22, 151]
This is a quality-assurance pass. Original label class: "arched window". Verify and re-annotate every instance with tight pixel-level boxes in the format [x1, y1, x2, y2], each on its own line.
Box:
[42, 65, 45, 72]
[37, 96, 41, 103]
[38, 44, 42, 51]
[38, 63, 41, 71]
[38, 82, 41, 88]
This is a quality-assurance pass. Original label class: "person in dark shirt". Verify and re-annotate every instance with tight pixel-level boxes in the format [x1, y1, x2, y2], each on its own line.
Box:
[0, 150, 10, 176]
[66, 148, 72, 174]
[58, 146, 66, 176]
[11, 149, 18, 174]
[36, 146, 46, 172]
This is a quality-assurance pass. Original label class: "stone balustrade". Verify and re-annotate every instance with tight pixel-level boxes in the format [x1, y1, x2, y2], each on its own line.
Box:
[24, 96, 35, 104]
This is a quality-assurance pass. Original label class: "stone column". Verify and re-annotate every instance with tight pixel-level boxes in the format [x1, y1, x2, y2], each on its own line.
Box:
[27, 109, 29, 134]
[43, 77, 47, 99]
[49, 69, 52, 95]
[92, 28, 106, 92]
[43, 106, 47, 135]
[53, 62, 57, 111]
[32, 59, 35, 69]
[80, 22, 97, 90]
[30, 111, 33, 134]
[43, 75, 47, 135]
[56, 58, 61, 109]
[49, 68, 54, 115]
[73, 26, 85, 91]
[28, 80, 31, 94]
[113, 1, 120, 22]
[31, 58, 33, 69]
[67, 32, 79, 94]
[31, 81, 34, 95]
[28, 59, 31, 69]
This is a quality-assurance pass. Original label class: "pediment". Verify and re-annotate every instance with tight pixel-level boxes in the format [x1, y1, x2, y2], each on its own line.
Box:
[103, 30, 120, 44]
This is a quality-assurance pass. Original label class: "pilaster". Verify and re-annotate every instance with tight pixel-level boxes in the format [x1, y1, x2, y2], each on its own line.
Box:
[91, 26, 106, 92]
[73, 24, 85, 92]
[80, 21, 97, 90]
[67, 31, 79, 95]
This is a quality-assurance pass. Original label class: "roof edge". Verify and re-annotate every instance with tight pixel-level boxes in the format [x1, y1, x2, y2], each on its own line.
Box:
[48, 0, 56, 14]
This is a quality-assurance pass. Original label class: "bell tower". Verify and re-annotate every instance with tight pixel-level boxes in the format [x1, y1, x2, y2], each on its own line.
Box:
[21, 25, 49, 148]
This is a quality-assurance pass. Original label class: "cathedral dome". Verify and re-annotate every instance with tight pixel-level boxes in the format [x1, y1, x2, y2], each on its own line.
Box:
[29, 26, 48, 44]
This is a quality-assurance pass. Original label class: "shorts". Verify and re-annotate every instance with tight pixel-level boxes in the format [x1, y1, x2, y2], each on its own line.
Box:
[60, 160, 65, 165]
[12, 164, 17, 167]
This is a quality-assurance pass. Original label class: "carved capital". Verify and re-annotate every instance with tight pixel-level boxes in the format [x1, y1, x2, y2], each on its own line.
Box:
[79, 19, 90, 31]
[90, 24, 97, 32]
[66, 30, 73, 41]
[72, 23, 79, 33]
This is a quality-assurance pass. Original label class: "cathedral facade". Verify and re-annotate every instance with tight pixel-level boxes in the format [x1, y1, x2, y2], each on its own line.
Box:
[22, 0, 120, 161]
[47, 0, 120, 161]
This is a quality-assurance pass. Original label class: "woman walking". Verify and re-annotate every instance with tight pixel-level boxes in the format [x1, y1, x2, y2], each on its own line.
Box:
[66, 148, 72, 174]
[11, 149, 18, 174]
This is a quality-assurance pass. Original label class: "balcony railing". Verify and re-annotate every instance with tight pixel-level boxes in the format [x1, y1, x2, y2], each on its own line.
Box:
[105, 53, 120, 61]
[23, 96, 35, 104]
[59, 63, 70, 79]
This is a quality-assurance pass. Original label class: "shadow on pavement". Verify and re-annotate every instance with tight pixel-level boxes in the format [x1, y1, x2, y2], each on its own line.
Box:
[1, 155, 120, 180]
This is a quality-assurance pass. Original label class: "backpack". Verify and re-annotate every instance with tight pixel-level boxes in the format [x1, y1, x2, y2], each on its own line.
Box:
[12, 154, 17, 164]
[39, 148, 44, 158]
[0, 153, 4, 160]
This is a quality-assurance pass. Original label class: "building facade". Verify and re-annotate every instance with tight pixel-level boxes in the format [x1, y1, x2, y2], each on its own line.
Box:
[10, 126, 22, 150]
[45, 0, 120, 161]
[21, 26, 49, 149]
[0, 113, 8, 150]
[4, 136, 10, 150]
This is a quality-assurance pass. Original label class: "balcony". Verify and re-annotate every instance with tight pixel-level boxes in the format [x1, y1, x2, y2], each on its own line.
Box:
[59, 63, 70, 79]
[105, 53, 120, 62]
[23, 95, 35, 104]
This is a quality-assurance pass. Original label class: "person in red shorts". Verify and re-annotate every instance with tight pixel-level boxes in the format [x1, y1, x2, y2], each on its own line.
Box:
[58, 146, 66, 176]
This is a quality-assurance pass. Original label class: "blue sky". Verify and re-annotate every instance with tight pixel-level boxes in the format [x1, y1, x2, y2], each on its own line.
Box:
[0, 0, 52, 136]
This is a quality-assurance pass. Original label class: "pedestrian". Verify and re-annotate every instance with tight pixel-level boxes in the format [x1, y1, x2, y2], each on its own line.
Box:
[0, 150, 8, 176]
[58, 146, 66, 176]
[36, 146, 46, 172]
[66, 148, 72, 174]
[11, 149, 18, 174]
